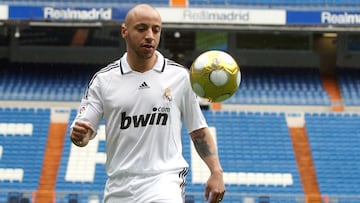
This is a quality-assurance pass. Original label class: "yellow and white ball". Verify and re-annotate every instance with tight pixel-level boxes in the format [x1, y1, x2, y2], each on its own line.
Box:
[190, 50, 241, 102]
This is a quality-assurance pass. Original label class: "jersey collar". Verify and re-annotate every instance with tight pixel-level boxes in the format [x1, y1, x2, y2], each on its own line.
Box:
[119, 51, 165, 74]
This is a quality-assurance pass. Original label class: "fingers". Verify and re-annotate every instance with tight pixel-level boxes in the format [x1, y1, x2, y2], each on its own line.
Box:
[208, 191, 225, 203]
[216, 192, 225, 202]
[206, 188, 225, 203]
[75, 121, 93, 131]
[71, 134, 89, 147]
[70, 121, 93, 147]
[205, 188, 210, 201]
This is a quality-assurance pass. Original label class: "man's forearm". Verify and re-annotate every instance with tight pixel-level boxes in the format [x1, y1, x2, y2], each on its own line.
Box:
[190, 128, 223, 173]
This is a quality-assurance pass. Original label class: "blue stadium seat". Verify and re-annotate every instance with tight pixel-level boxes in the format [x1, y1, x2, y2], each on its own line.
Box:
[224, 67, 330, 105]
[0, 108, 50, 191]
[2, 108, 360, 201]
[306, 112, 360, 195]
[183, 110, 302, 196]
[337, 68, 360, 106]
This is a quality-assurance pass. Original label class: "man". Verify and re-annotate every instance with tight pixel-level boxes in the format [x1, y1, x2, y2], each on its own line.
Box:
[70, 4, 225, 203]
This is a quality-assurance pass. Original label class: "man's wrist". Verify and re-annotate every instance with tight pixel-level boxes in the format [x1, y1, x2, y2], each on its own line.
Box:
[210, 168, 223, 175]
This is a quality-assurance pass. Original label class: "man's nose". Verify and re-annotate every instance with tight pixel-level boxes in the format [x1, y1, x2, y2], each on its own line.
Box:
[145, 29, 154, 40]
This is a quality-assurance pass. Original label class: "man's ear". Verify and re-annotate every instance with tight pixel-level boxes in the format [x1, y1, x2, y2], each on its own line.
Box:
[121, 23, 127, 38]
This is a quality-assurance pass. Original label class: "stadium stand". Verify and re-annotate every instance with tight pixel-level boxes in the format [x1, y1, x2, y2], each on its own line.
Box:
[0, 64, 97, 102]
[224, 67, 331, 105]
[0, 65, 336, 105]
[0, 106, 303, 201]
[337, 67, 360, 106]
[306, 112, 360, 196]
[1, 62, 360, 202]
[0, 108, 50, 203]
[184, 110, 303, 203]
[0, 0, 358, 10]
[2, 105, 360, 202]
[7, 64, 358, 109]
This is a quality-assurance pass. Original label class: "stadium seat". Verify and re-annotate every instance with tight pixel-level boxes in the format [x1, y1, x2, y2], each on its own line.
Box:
[306, 112, 360, 195]
[337, 67, 360, 106]
[224, 67, 330, 105]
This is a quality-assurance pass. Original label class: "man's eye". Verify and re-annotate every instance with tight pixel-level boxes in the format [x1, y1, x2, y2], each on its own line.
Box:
[153, 27, 161, 33]
[135, 25, 147, 31]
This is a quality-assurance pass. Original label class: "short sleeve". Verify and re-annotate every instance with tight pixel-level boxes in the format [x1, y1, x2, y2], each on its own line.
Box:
[181, 73, 208, 133]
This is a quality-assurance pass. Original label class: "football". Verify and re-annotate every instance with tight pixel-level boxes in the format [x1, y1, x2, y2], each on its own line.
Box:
[190, 50, 241, 102]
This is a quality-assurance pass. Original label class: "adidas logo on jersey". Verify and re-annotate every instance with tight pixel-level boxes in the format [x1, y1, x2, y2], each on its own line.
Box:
[139, 82, 150, 89]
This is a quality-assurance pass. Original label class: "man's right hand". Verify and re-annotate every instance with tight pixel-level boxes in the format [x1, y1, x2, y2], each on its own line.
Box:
[70, 121, 93, 147]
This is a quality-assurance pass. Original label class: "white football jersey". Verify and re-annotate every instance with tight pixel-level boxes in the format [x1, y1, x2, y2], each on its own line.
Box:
[73, 51, 208, 177]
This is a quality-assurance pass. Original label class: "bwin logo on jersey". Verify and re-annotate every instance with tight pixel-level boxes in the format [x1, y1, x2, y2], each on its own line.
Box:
[120, 107, 169, 129]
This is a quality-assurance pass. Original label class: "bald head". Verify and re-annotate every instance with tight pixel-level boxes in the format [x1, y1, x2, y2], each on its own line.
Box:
[124, 4, 162, 27]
